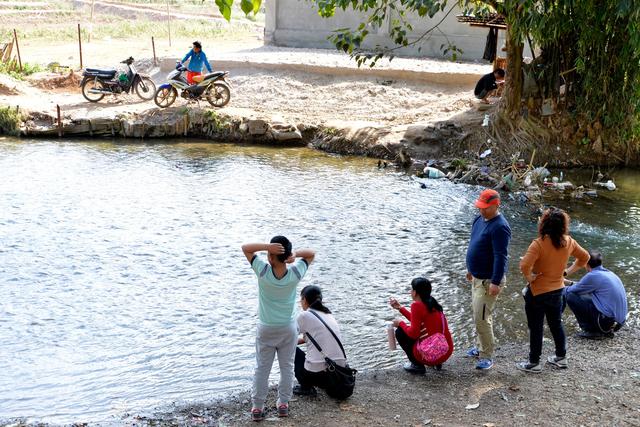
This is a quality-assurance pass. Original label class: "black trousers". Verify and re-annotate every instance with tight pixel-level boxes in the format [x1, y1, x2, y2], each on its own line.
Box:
[395, 327, 422, 366]
[294, 347, 329, 389]
[524, 288, 566, 364]
[566, 292, 622, 333]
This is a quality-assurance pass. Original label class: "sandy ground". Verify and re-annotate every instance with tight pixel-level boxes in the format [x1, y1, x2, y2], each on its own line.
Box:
[226, 66, 475, 126]
[1, 0, 491, 128]
[124, 329, 640, 427]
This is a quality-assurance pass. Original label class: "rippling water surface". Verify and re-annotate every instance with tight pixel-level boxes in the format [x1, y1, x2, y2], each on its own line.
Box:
[0, 139, 638, 423]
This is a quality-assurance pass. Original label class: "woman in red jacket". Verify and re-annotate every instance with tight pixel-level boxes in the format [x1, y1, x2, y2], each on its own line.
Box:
[390, 277, 454, 374]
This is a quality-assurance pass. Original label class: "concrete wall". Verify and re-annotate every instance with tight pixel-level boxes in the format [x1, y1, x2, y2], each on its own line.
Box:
[264, 0, 507, 61]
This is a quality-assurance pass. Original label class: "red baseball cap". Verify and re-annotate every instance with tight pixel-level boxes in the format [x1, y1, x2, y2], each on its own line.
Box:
[475, 189, 501, 208]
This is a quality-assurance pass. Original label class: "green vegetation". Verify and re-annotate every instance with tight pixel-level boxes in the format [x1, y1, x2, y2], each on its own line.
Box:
[0, 62, 43, 80]
[219, 0, 640, 161]
[204, 109, 231, 132]
[450, 158, 468, 170]
[304, 1, 640, 155]
[2, 16, 255, 42]
[0, 106, 23, 136]
[321, 126, 341, 136]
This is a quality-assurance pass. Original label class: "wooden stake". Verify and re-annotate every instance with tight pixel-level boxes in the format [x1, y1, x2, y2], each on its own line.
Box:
[152, 36, 157, 66]
[77, 24, 83, 69]
[13, 29, 22, 72]
[88, 0, 95, 43]
[166, 0, 172, 47]
[56, 104, 63, 137]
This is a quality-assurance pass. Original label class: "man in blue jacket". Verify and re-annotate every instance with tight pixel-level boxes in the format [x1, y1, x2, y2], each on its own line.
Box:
[465, 189, 511, 370]
[565, 251, 627, 339]
[181, 41, 213, 84]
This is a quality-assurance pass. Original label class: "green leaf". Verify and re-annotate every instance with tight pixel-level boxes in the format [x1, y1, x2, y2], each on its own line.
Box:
[215, 0, 233, 21]
[240, 0, 261, 14]
[240, 0, 253, 15]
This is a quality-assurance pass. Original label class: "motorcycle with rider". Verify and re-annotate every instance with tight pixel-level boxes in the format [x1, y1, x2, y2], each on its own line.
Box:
[154, 41, 231, 108]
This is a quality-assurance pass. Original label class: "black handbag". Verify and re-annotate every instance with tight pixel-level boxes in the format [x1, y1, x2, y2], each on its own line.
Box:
[305, 310, 357, 400]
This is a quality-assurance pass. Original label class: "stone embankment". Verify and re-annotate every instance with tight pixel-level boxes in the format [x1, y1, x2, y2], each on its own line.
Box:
[16, 105, 473, 163]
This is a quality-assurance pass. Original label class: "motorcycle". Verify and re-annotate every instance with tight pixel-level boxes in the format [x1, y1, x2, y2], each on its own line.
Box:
[154, 62, 231, 108]
[80, 57, 156, 103]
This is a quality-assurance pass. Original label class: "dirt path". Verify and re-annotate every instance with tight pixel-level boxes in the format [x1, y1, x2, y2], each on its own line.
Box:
[0, 69, 475, 127]
[125, 330, 640, 427]
[0, 52, 481, 128]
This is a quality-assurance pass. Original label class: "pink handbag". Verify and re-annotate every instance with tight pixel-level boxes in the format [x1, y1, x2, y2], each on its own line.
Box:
[416, 312, 450, 365]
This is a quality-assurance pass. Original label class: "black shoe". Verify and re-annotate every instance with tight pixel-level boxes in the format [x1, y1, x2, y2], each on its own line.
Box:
[293, 384, 317, 397]
[403, 362, 426, 374]
[577, 331, 606, 340]
[434, 364, 443, 371]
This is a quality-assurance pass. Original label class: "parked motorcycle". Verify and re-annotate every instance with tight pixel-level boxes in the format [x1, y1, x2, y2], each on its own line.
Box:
[154, 62, 231, 108]
[80, 57, 156, 103]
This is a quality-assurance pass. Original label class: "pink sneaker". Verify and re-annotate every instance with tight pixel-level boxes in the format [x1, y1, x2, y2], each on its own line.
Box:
[277, 403, 289, 417]
[251, 407, 265, 422]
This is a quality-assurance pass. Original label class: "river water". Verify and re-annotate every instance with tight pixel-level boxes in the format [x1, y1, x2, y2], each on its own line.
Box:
[0, 138, 638, 424]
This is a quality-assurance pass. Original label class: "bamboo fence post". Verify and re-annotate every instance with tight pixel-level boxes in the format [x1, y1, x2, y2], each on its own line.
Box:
[57, 105, 63, 137]
[88, 0, 95, 43]
[152, 36, 157, 66]
[77, 24, 83, 69]
[166, 0, 172, 47]
[13, 29, 22, 72]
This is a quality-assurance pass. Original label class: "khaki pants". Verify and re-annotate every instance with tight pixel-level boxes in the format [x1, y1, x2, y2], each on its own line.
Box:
[471, 277, 503, 359]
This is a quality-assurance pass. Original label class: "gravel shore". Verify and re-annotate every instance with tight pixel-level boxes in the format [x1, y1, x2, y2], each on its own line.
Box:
[129, 329, 640, 427]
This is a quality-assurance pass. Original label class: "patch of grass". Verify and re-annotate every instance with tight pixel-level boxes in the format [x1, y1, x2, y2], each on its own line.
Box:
[3, 15, 255, 42]
[204, 109, 230, 131]
[450, 158, 468, 169]
[321, 126, 341, 136]
[0, 62, 43, 80]
[0, 106, 23, 136]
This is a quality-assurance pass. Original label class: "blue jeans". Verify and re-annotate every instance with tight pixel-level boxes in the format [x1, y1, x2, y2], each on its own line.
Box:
[524, 288, 566, 364]
[565, 292, 622, 333]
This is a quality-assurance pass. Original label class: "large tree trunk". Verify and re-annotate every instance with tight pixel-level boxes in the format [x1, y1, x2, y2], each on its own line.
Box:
[504, 28, 524, 117]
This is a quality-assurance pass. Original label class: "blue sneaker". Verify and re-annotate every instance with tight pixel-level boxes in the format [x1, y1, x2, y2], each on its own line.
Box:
[476, 358, 494, 370]
[465, 347, 480, 358]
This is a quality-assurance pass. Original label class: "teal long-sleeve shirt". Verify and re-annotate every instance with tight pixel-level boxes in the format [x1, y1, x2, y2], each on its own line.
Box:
[182, 49, 212, 73]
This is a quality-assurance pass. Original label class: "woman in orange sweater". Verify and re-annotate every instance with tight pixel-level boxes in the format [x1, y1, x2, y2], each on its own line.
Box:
[517, 208, 589, 373]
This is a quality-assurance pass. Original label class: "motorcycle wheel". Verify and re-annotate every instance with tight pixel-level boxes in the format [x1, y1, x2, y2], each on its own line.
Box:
[154, 86, 178, 108]
[81, 78, 106, 102]
[206, 82, 231, 108]
[135, 77, 156, 101]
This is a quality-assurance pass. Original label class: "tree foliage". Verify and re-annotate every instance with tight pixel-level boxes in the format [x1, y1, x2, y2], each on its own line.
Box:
[215, 0, 261, 20]
[218, 0, 640, 157]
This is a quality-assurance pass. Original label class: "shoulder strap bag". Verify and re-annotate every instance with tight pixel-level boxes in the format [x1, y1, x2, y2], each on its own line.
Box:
[305, 310, 357, 399]
[416, 311, 451, 365]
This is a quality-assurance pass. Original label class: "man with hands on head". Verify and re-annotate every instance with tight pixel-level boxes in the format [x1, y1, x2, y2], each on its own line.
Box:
[241, 236, 315, 422]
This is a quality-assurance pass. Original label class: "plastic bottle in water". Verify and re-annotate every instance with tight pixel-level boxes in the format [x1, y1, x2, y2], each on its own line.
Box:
[423, 166, 446, 179]
[387, 324, 397, 350]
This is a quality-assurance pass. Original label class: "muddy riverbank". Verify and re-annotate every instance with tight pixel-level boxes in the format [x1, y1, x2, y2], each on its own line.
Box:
[3, 330, 638, 426]
[125, 329, 640, 426]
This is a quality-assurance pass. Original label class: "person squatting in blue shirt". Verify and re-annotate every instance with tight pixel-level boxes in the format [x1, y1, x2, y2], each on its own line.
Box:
[564, 250, 628, 339]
